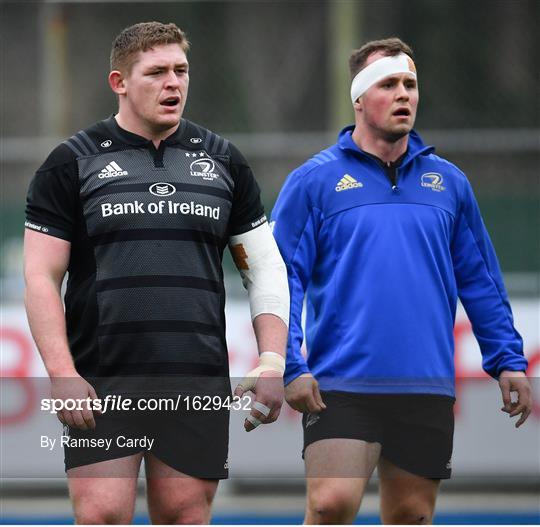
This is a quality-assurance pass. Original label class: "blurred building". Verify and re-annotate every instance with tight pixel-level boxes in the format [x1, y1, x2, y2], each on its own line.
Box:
[1, 0, 539, 297]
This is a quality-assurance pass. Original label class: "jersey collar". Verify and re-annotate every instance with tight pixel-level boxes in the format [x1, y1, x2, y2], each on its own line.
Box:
[337, 125, 434, 167]
[103, 115, 189, 147]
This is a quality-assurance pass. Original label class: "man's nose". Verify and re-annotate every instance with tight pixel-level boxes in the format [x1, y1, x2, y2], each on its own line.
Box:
[396, 82, 409, 100]
[164, 70, 180, 88]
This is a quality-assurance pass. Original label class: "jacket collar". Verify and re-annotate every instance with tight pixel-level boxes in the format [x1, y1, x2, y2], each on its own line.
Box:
[337, 125, 434, 167]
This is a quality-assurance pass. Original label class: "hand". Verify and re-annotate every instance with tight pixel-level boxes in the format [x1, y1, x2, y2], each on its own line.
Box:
[234, 370, 284, 432]
[50, 375, 100, 431]
[499, 370, 532, 428]
[285, 373, 326, 413]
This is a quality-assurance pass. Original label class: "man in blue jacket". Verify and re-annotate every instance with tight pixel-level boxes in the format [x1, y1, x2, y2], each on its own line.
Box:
[271, 37, 532, 524]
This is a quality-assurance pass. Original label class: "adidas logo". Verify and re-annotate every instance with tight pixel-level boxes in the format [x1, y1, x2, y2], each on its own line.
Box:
[335, 174, 363, 192]
[98, 161, 128, 179]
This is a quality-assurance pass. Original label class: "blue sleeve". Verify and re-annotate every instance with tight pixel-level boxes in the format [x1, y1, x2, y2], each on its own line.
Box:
[271, 167, 321, 385]
[451, 178, 527, 378]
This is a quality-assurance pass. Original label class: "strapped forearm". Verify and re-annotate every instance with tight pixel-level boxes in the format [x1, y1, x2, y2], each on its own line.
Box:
[229, 223, 290, 326]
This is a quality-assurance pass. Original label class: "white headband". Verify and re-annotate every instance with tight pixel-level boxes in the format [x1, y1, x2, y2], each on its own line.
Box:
[350, 53, 417, 103]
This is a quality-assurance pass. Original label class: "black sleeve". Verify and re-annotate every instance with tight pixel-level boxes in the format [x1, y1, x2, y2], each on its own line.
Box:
[25, 144, 78, 241]
[228, 143, 266, 235]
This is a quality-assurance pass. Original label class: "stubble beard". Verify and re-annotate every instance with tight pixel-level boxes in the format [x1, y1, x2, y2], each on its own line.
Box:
[149, 106, 183, 135]
[381, 127, 410, 143]
[379, 119, 414, 143]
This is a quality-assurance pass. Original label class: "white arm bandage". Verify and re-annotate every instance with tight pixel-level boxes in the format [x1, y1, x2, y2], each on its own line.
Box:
[229, 223, 290, 327]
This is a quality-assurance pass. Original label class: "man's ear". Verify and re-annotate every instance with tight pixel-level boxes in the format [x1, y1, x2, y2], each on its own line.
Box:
[108, 70, 126, 95]
[353, 97, 363, 112]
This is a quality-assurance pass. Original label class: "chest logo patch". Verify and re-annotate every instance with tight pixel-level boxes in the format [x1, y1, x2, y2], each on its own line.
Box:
[149, 182, 176, 197]
[99, 161, 128, 179]
[190, 157, 220, 181]
[336, 174, 363, 192]
[421, 173, 446, 192]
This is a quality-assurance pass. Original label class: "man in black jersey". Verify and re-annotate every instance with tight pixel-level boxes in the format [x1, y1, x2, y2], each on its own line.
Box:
[24, 22, 289, 524]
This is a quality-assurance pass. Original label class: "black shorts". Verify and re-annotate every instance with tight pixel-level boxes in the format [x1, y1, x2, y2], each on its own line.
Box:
[63, 397, 229, 479]
[302, 391, 454, 479]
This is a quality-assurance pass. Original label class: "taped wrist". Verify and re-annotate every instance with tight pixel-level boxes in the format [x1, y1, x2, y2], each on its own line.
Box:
[238, 352, 285, 392]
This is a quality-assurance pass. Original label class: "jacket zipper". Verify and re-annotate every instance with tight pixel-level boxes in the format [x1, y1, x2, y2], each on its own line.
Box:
[361, 151, 404, 192]
[385, 161, 399, 192]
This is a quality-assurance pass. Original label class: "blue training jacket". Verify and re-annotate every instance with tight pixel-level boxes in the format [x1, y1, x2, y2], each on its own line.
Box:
[271, 126, 527, 396]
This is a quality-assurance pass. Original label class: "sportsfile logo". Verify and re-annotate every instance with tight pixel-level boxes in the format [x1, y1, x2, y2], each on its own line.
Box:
[421, 173, 445, 192]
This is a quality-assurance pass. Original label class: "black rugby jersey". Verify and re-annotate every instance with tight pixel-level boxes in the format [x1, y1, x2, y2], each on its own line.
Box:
[26, 116, 266, 380]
